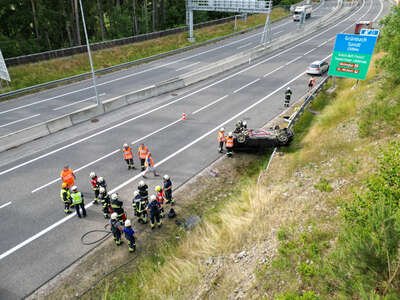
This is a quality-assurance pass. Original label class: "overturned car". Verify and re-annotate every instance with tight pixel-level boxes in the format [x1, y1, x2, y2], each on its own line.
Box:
[231, 121, 294, 152]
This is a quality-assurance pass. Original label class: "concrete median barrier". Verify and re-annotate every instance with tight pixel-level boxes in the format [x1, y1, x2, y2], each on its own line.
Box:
[0, 123, 50, 152]
[70, 104, 105, 125]
[103, 95, 128, 113]
[46, 115, 73, 134]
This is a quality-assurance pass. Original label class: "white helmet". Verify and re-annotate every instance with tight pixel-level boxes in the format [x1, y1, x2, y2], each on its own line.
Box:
[133, 190, 139, 197]
[123, 143, 128, 148]
[99, 187, 106, 194]
[163, 174, 170, 180]
[124, 219, 131, 227]
[98, 177, 104, 183]
[287, 87, 291, 90]
[138, 180, 145, 187]
[228, 132, 233, 137]
[150, 194, 157, 201]
[111, 212, 118, 220]
[220, 127, 225, 132]
[242, 121, 247, 126]
[89, 171, 96, 178]
[111, 193, 118, 200]
[71, 185, 78, 192]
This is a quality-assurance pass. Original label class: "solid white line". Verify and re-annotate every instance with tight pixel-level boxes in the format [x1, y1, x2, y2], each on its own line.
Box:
[31, 118, 182, 193]
[302, 48, 317, 56]
[285, 55, 302, 66]
[0, 2, 367, 177]
[373, 0, 384, 22]
[263, 66, 284, 77]
[233, 78, 260, 93]
[236, 42, 253, 50]
[176, 62, 200, 71]
[192, 95, 229, 115]
[0, 114, 41, 129]
[0, 201, 12, 209]
[53, 93, 106, 111]
[273, 30, 284, 36]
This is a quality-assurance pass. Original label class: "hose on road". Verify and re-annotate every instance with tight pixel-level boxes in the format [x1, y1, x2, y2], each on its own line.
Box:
[80, 223, 111, 245]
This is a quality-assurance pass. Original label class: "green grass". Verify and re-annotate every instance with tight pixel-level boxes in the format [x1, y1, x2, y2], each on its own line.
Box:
[1, 8, 288, 95]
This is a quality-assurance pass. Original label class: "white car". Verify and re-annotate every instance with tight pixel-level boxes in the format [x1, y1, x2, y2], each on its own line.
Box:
[306, 60, 329, 75]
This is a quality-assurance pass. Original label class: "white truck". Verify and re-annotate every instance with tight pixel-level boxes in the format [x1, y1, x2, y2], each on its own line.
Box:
[293, 5, 312, 21]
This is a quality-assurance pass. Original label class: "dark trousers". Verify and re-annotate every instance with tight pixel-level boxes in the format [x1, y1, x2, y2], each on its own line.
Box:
[64, 201, 71, 213]
[140, 158, 145, 171]
[125, 234, 136, 251]
[75, 202, 86, 218]
[150, 211, 161, 227]
[113, 229, 121, 244]
[219, 141, 224, 152]
[93, 188, 99, 203]
[101, 202, 110, 218]
[226, 147, 233, 157]
[125, 158, 134, 168]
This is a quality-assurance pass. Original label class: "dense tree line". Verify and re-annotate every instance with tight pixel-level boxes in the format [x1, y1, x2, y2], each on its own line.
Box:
[0, 0, 293, 58]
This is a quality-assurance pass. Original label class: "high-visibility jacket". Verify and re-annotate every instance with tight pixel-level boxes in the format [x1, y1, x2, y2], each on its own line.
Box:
[226, 136, 234, 148]
[60, 168, 75, 187]
[123, 147, 133, 159]
[156, 191, 164, 205]
[217, 131, 226, 142]
[71, 191, 83, 205]
[144, 154, 154, 167]
[138, 145, 149, 159]
[60, 188, 71, 203]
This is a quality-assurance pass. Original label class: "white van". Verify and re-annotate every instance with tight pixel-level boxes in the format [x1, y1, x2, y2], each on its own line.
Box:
[293, 5, 312, 21]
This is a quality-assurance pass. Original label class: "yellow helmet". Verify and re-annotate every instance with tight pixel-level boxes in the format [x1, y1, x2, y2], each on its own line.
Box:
[62, 182, 68, 189]
[155, 185, 162, 192]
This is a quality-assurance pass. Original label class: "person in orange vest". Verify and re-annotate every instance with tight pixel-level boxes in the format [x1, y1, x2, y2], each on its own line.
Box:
[60, 165, 76, 189]
[225, 132, 235, 157]
[143, 152, 159, 178]
[308, 77, 316, 92]
[122, 143, 135, 170]
[217, 127, 226, 153]
[137, 143, 149, 171]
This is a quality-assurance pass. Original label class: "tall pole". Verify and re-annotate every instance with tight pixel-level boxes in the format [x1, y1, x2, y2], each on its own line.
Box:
[79, 0, 100, 106]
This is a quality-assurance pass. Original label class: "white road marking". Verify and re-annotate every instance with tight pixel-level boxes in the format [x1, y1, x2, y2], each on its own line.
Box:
[263, 66, 284, 77]
[0, 2, 368, 177]
[0, 114, 41, 129]
[273, 30, 284, 36]
[236, 42, 253, 50]
[192, 95, 229, 115]
[52, 93, 106, 111]
[31, 118, 182, 193]
[302, 48, 317, 56]
[233, 78, 260, 93]
[285, 55, 302, 66]
[176, 62, 200, 71]
[0, 201, 12, 209]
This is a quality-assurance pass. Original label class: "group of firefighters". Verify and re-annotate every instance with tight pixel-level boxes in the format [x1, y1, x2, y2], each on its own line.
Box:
[59, 143, 174, 253]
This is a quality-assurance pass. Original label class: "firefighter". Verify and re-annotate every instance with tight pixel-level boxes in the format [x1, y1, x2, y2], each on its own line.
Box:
[122, 143, 135, 170]
[99, 187, 111, 219]
[137, 143, 149, 171]
[89, 172, 100, 204]
[225, 132, 234, 157]
[143, 152, 158, 178]
[123, 219, 136, 252]
[97, 176, 107, 193]
[163, 174, 174, 205]
[60, 182, 72, 214]
[133, 190, 148, 224]
[60, 165, 75, 189]
[110, 212, 122, 246]
[284, 87, 292, 108]
[217, 127, 226, 153]
[111, 193, 125, 222]
[147, 195, 162, 229]
[70, 185, 86, 218]
[138, 180, 149, 203]
[155, 185, 165, 218]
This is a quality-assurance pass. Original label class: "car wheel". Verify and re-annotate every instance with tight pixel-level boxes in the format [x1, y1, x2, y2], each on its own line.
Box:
[236, 133, 247, 144]
[277, 132, 289, 145]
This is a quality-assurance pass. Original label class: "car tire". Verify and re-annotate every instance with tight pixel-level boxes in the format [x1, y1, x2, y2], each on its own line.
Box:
[236, 133, 247, 144]
[277, 132, 289, 145]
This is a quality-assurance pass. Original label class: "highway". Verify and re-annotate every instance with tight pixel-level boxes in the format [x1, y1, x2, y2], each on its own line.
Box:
[0, 2, 331, 137]
[0, 0, 388, 298]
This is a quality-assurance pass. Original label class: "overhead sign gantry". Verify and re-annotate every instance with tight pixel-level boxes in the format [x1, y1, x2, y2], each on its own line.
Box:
[186, 0, 273, 44]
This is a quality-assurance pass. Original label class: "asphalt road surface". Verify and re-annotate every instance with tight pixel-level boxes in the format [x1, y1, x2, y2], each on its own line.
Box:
[0, 0, 389, 298]
[0, 2, 332, 137]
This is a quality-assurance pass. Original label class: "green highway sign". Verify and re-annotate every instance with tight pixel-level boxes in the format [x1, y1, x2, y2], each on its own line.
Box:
[328, 33, 378, 80]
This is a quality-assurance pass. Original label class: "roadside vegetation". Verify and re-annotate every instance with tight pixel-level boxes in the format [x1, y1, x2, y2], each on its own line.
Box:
[80, 7, 398, 300]
[1, 8, 287, 94]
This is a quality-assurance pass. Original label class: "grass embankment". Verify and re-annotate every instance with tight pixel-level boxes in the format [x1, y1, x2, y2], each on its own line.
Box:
[87, 53, 398, 299]
[1, 8, 287, 94]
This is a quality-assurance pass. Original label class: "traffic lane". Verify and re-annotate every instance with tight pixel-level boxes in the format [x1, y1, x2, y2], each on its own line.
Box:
[0, 0, 376, 252]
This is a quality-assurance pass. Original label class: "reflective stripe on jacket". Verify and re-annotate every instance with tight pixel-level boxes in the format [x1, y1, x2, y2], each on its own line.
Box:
[60, 188, 71, 203]
[217, 131, 226, 142]
[138, 146, 149, 159]
[123, 147, 133, 159]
